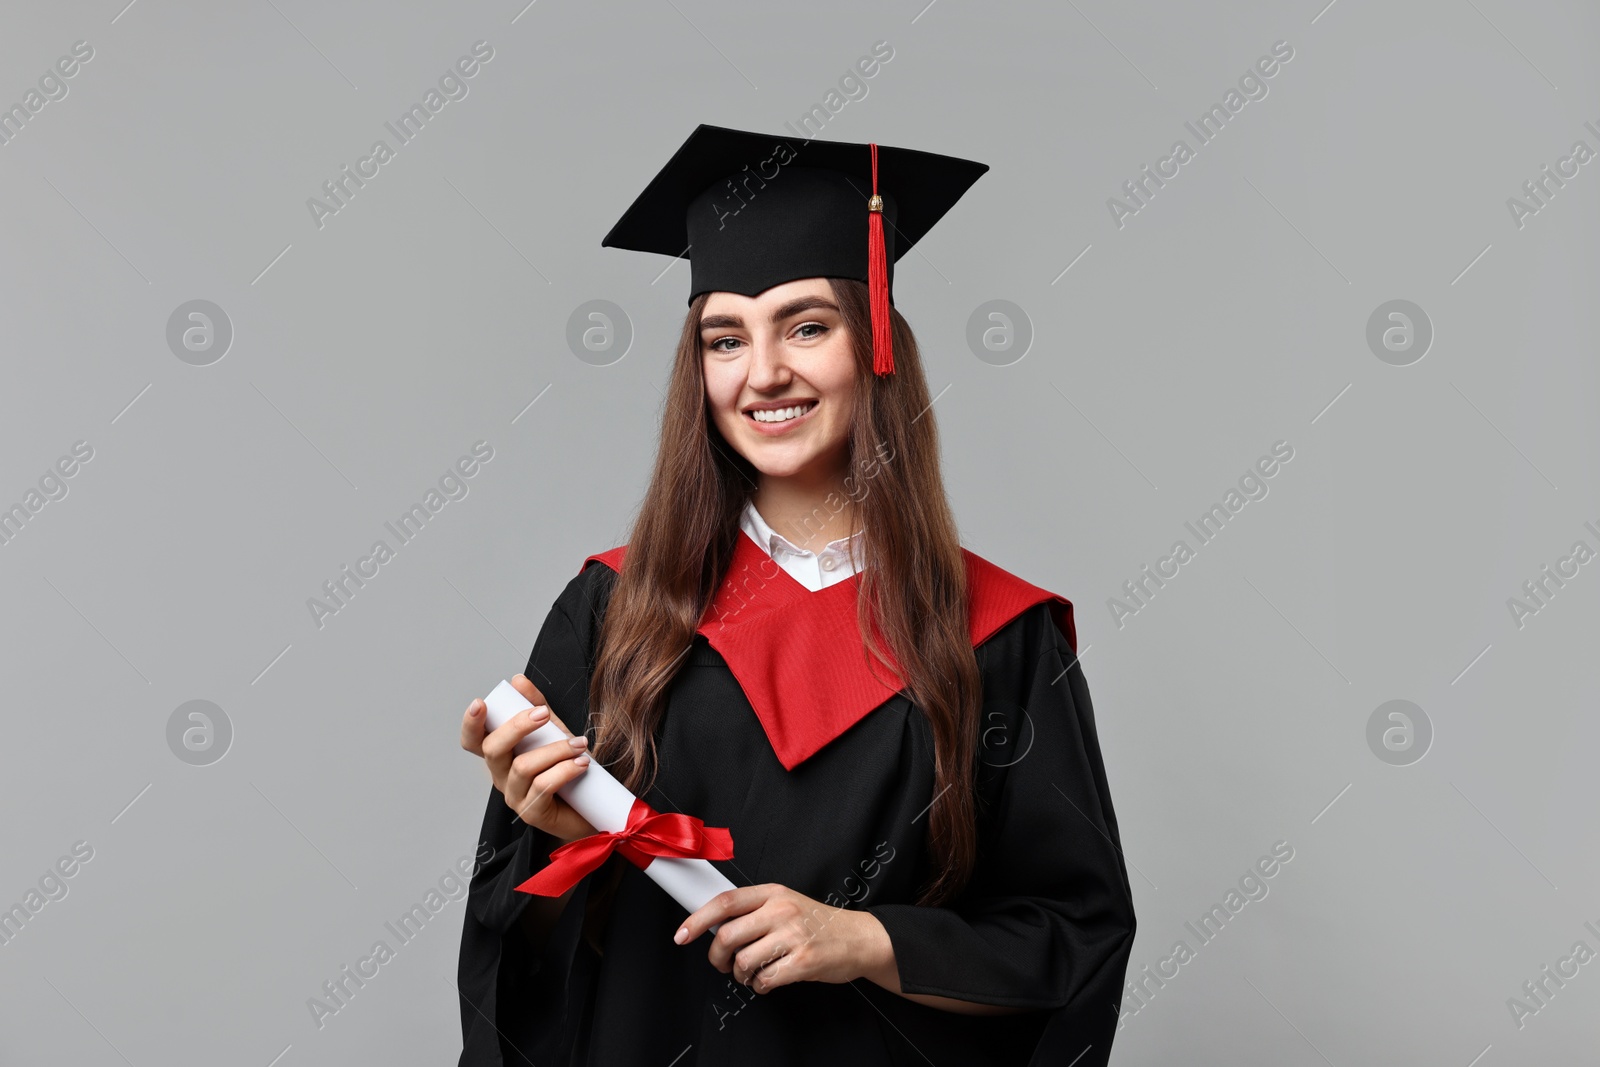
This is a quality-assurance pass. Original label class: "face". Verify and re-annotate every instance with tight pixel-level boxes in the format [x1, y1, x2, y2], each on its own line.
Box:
[700, 277, 858, 482]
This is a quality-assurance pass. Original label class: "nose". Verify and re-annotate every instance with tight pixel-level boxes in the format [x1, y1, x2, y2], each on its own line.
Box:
[745, 331, 792, 391]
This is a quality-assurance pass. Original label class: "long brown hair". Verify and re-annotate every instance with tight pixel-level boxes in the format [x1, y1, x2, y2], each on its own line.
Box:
[588, 277, 982, 907]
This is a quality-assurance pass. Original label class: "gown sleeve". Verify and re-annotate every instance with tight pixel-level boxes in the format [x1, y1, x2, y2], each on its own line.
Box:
[455, 564, 614, 1067]
[864, 602, 1137, 1066]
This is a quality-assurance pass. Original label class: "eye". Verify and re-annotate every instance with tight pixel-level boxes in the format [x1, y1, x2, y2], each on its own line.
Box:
[706, 336, 742, 353]
[793, 322, 828, 340]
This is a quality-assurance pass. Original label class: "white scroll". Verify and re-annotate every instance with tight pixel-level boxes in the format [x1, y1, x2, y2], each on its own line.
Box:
[482, 680, 738, 926]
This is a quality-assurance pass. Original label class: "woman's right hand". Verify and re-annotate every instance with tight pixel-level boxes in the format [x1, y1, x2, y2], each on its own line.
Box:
[460, 674, 598, 843]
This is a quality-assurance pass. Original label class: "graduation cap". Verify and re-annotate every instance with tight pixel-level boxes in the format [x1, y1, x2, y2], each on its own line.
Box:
[601, 123, 989, 376]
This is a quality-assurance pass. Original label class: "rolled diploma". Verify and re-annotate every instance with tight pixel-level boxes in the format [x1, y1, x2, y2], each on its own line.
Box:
[483, 680, 738, 927]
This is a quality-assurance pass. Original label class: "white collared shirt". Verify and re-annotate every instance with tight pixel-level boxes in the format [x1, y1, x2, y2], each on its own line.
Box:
[738, 499, 865, 592]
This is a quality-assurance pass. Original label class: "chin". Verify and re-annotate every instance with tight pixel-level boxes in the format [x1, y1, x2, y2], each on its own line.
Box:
[716, 416, 846, 481]
[745, 451, 819, 480]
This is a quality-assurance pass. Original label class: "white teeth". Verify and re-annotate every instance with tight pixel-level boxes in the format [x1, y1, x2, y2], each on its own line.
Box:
[751, 401, 815, 423]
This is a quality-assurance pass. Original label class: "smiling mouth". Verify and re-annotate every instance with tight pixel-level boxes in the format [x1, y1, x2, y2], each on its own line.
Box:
[744, 399, 819, 425]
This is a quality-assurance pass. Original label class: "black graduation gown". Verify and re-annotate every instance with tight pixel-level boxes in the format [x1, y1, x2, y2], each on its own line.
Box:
[455, 535, 1136, 1066]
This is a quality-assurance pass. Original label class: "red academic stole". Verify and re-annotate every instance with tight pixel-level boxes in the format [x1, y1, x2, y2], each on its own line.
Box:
[579, 533, 1077, 772]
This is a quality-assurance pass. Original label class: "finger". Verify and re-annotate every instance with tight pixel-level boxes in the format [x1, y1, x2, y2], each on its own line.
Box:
[506, 748, 592, 828]
[675, 884, 771, 947]
[707, 909, 768, 974]
[503, 736, 589, 822]
[508, 675, 577, 738]
[481, 704, 552, 763]
[506, 734, 590, 794]
[734, 935, 793, 990]
[460, 698, 489, 755]
[752, 957, 799, 994]
[520, 753, 592, 819]
[500, 766, 531, 820]
[543, 707, 576, 739]
[750, 950, 797, 994]
[528, 704, 576, 740]
[509, 674, 549, 708]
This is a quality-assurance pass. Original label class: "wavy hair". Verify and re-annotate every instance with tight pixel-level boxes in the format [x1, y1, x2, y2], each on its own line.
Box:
[588, 277, 982, 908]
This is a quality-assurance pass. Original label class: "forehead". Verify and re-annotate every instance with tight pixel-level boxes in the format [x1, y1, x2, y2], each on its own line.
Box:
[700, 277, 836, 318]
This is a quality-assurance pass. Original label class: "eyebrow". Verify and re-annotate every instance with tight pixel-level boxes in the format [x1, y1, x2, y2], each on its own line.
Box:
[699, 296, 840, 333]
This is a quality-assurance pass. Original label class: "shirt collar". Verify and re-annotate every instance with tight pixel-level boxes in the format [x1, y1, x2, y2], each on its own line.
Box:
[739, 498, 864, 561]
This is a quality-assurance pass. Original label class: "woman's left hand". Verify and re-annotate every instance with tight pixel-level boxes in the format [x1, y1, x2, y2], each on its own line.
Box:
[674, 883, 893, 993]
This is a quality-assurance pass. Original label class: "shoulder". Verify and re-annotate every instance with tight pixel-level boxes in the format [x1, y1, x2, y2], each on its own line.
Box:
[571, 542, 1076, 653]
[581, 545, 627, 575]
[546, 546, 624, 643]
[963, 553, 1092, 769]
[961, 546, 1077, 656]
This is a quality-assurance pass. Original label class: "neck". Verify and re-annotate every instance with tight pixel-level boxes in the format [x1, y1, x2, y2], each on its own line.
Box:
[751, 470, 860, 553]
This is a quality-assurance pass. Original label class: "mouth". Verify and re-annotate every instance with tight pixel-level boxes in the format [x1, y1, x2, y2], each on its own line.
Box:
[742, 398, 819, 433]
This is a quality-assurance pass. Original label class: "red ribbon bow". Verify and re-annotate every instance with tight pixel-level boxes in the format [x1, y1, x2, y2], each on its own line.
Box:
[513, 797, 735, 897]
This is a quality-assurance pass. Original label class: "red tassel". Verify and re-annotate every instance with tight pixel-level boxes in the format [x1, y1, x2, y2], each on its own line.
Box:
[867, 142, 894, 376]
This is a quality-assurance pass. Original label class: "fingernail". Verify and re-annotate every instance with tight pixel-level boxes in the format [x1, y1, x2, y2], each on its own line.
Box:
[674, 927, 688, 945]
[532, 705, 550, 718]
[573, 753, 590, 767]
[469, 701, 482, 716]
[567, 736, 587, 749]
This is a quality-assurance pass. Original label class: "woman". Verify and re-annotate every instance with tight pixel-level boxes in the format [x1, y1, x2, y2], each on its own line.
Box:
[455, 125, 1136, 1066]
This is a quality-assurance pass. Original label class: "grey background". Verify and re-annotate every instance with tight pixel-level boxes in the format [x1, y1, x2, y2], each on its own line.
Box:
[2, 0, 1596, 1063]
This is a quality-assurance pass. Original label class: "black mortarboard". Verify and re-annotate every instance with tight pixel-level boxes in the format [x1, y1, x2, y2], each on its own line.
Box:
[601, 123, 989, 376]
